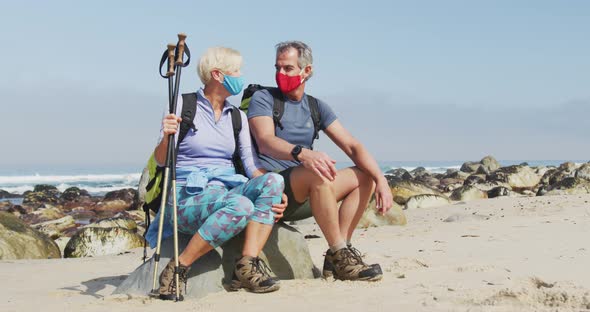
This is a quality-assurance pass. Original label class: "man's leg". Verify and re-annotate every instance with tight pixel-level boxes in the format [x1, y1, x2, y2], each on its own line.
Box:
[332, 167, 376, 242]
[288, 166, 345, 249]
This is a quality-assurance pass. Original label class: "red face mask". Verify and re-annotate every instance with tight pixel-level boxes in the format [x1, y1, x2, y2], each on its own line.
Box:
[276, 71, 303, 93]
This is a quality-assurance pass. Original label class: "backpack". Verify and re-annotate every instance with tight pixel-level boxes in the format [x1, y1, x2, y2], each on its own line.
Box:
[141, 92, 244, 259]
[240, 84, 321, 149]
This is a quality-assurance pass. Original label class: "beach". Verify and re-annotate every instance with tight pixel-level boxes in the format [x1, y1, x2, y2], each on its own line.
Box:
[2, 193, 589, 312]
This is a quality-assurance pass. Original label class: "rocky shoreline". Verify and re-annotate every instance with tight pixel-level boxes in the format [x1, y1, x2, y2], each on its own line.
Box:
[1, 156, 589, 260]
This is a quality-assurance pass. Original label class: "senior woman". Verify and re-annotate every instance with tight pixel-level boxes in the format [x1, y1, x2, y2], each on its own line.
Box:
[145, 47, 286, 300]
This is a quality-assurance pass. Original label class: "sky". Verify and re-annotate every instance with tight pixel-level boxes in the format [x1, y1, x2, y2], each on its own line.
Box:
[0, 0, 588, 171]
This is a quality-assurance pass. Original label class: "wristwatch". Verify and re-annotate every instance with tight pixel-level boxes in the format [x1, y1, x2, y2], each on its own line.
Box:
[291, 145, 303, 162]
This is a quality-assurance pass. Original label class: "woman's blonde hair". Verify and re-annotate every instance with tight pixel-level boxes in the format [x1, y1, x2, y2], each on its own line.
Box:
[197, 47, 242, 85]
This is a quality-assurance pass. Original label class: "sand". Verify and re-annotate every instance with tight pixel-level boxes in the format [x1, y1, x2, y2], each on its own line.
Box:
[2, 194, 590, 312]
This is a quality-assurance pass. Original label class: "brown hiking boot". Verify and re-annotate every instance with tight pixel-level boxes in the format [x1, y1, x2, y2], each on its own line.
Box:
[323, 248, 382, 281]
[228, 256, 280, 293]
[347, 244, 383, 275]
[158, 259, 191, 301]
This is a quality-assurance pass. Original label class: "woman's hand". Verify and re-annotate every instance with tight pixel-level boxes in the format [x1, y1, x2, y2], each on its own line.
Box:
[272, 193, 288, 222]
[162, 114, 182, 136]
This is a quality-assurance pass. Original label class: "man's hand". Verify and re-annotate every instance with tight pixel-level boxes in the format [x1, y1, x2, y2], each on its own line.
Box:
[299, 149, 337, 181]
[272, 193, 288, 222]
[374, 178, 393, 215]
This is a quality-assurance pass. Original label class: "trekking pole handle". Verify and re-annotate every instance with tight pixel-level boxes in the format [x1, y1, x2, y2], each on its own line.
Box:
[175, 33, 187, 65]
[166, 44, 176, 77]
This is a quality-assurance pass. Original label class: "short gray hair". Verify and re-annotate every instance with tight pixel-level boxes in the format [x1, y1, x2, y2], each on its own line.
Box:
[275, 41, 313, 78]
[197, 47, 242, 85]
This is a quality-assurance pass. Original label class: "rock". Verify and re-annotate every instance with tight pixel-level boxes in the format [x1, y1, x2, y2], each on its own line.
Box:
[487, 187, 511, 198]
[0, 212, 61, 259]
[0, 189, 22, 199]
[60, 187, 91, 202]
[460, 161, 483, 173]
[575, 163, 590, 181]
[410, 167, 429, 178]
[94, 199, 133, 216]
[114, 222, 317, 299]
[389, 180, 443, 205]
[104, 188, 139, 209]
[64, 227, 145, 258]
[358, 199, 406, 227]
[22, 185, 61, 208]
[32, 215, 76, 239]
[404, 194, 450, 210]
[443, 170, 470, 180]
[475, 165, 489, 175]
[385, 168, 413, 182]
[543, 177, 590, 196]
[450, 185, 488, 201]
[487, 165, 541, 190]
[85, 216, 138, 232]
[480, 156, 501, 172]
[414, 175, 440, 188]
[559, 162, 577, 172]
[540, 168, 571, 186]
[19, 205, 65, 224]
[464, 174, 486, 186]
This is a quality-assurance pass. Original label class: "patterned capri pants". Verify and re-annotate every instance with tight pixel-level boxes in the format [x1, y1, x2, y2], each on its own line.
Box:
[165, 172, 284, 248]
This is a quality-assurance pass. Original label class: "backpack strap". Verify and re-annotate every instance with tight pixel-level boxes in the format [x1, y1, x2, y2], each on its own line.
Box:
[230, 107, 246, 175]
[267, 88, 286, 130]
[306, 95, 321, 150]
[178, 93, 198, 149]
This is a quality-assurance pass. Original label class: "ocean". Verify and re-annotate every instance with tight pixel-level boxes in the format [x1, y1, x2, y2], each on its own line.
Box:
[0, 160, 584, 202]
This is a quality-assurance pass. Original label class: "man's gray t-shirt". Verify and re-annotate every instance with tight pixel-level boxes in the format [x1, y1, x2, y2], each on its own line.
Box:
[247, 89, 337, 172]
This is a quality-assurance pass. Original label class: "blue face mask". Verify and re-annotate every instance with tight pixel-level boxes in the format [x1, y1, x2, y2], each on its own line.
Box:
[222, 74, 245, 96]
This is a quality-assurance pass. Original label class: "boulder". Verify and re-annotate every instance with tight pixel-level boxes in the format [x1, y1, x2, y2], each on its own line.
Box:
[104, 188, 139, 210]
[480, 156, 501, 172]
[460, 161, 483, 173]
[0, 189, 22, 199]
[443, 170, 470, 180]
[22, 185, 61, 208]
[410, 167, 429, 178]
[575, 163, 590, 181]
[540, 168, 571, 186]
[0, 212, 61, 259]
[64, 227, 145, 258]
[389, 180, 443, 205]
[136, 166, 150, 210]
[84, 216, 138, 232]
[357, 199, 406, 227]
[94, 199, 133, 216]
[414, 175, 440, 188]
[543, 177, 590, 196]
[60, 187, 91, 202]
[487, 186, 512, 198]
[32, 215, 76, 239]
[450, 185, 488, 201]
[114, 222, 317, 299]
[558, 162, 577, 173]
[19, 205, 65, 224]
[487, 165, 541, 190]
[404, 194, 450, 210]
[464, 174, 486, 186]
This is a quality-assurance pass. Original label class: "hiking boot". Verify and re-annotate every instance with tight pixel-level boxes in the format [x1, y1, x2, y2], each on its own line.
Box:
[322, 248, 382, 281]
[158, 259, 191, 301]
[347, 244, 383, 275]
[228, 256, 280, 293]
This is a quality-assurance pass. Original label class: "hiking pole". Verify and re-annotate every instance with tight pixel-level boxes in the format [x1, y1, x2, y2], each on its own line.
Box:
[170, 33, 188, 302]
[151, 43, 177, 292]
[150, 33, 190, 301]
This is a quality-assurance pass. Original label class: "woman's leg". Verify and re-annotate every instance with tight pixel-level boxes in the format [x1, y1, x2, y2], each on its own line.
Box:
[229, 173, 284, 256]
[174, 187, 255, 266]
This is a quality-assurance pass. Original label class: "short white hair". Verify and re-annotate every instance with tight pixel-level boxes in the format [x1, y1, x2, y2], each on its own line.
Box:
[275, 41, 313, 79]
[197, 47, 242, 85]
